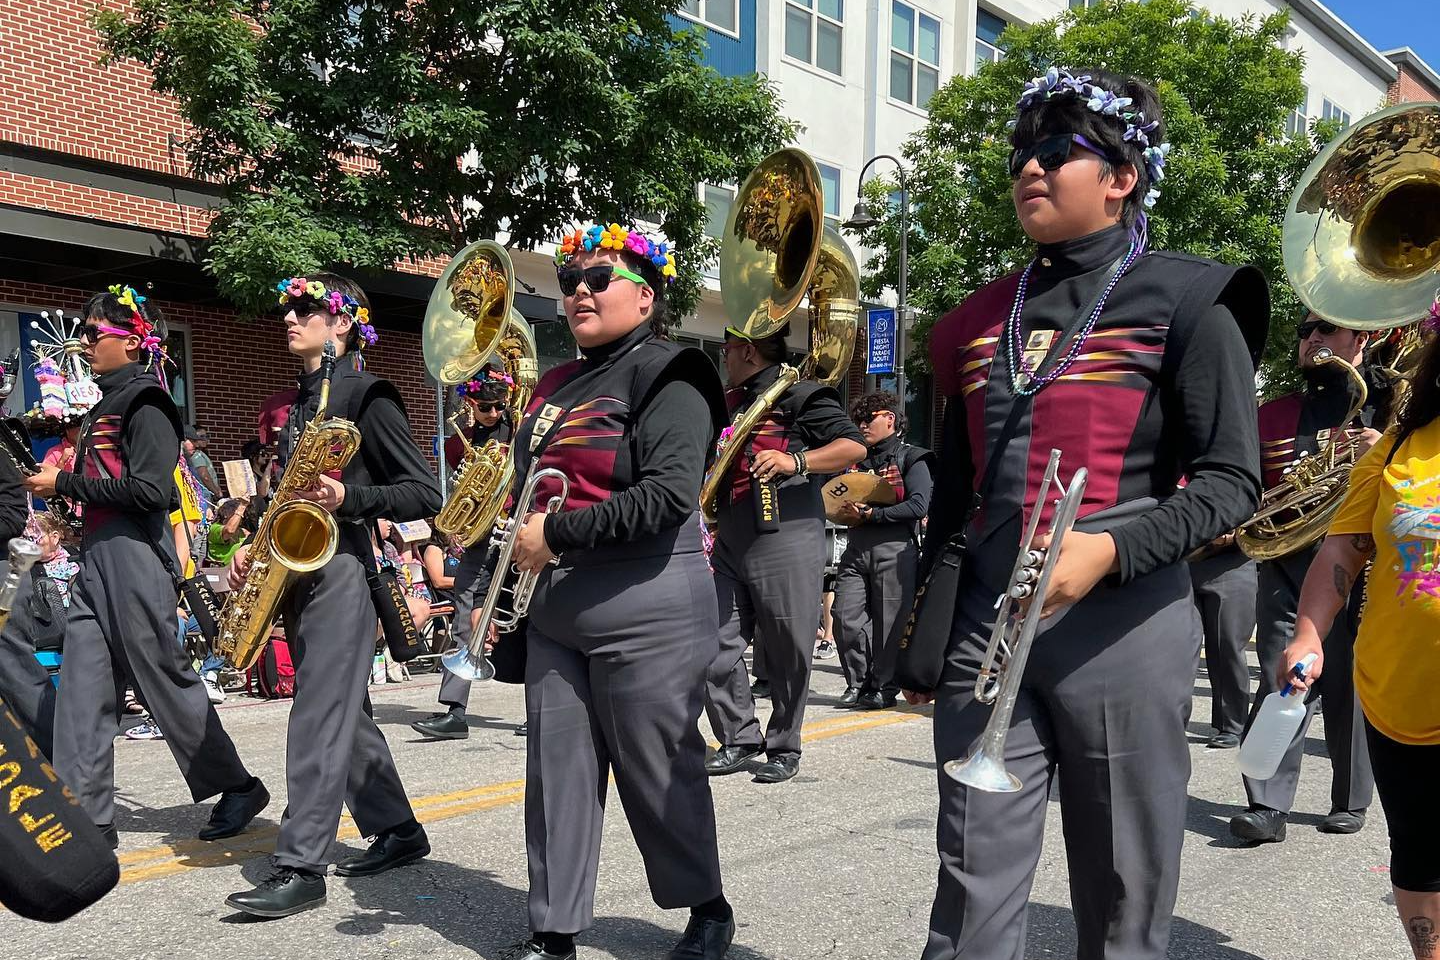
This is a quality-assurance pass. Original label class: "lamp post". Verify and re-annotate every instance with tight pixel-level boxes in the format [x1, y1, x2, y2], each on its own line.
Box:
[842, 153, 910, 413]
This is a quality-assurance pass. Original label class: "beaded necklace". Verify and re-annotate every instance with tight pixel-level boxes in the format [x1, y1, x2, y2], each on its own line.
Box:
[1005, 240, 1141, 396]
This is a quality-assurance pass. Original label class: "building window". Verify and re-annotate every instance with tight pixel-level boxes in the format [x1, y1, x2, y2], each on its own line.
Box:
[703, 184, 736, 240]
[785, 0, 844, 76]
[1321, 98, 1351, 128]
[891, 2, 941, 109]
[1067, 0, 1094, 8]
[975, 9, 1006, 72]
[163, 323, 194, 426]
[1286, 86, 1309, 137]
[678, 0, 739, 35]
[817, 162, 843, 222]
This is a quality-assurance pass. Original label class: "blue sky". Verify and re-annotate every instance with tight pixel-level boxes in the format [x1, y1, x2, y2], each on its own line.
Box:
[1315, 0, 1440, 71]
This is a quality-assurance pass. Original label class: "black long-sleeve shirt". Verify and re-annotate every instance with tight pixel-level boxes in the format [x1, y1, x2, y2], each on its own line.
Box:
[868, 457, 933, 525]
[0, 453, 26, 544]
[55, 365, 177, 515]
[925, 228, 1261, 584]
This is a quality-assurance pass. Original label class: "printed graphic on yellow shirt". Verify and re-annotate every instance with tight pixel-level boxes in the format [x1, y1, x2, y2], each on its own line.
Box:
[1386, 473, 1440, 603]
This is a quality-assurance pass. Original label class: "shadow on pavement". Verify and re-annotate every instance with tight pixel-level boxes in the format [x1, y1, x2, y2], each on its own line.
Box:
[335, 856, 776, 959]
[371, 700, 526, 737]
[1024, 902, 1263, 959]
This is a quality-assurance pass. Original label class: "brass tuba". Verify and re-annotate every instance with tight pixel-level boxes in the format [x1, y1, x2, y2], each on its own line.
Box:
[215, 342, 360, 671]
[1237, 101, 1440, 560]
[425, 240, 538, 547]
[698, 147, 862, 524]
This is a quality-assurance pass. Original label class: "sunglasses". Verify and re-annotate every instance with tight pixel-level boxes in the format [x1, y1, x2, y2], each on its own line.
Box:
[856, 410, 893, 425]
[1008, 133, 1112, 179]
[556, 264, 647, 297]
[78, 324, 131, 345]
[472, 403, 503, 413]
[1298, 320, 1340, 339]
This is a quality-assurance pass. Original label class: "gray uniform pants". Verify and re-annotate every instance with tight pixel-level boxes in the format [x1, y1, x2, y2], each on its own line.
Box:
[706, 510, 825, 756]
[0, 566, 57, 758]
[1187, 549, 1256, 737]
[54, 527, 252, 827]
[525, 536, 723, 934]
[274, 546, 415, 871]
[833, 527, 917, 695]
[924, 563, 1200, 960]
[437, 546, 493, 711]
[1241, 552, 1373, 815]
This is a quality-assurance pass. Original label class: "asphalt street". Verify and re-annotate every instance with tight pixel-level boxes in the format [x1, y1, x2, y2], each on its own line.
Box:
[5, 649, 1404, 959]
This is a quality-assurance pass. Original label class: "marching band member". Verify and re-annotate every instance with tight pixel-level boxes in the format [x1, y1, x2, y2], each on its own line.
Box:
[224, 273, 441, 917]
[703, 326, 865, 783]
[1284, 297, 1440, 959]
[1186, 529, 1256, 749]
[1229, 314, 1380, 842]
[503, 224, 732, 960]
[414, 367, 514, 740]
[22, 286, 267, 850]
[831, 390, 934, 709]
[913, 68, 1265, 960]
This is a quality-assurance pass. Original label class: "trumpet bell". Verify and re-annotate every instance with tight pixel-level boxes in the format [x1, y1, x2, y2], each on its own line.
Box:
[423, 239, 516, 385]
[1285, 102, 1440, 330]
[943, 751, 1022, 794]
[720, 148, 824, 339]
[269, 499, 339, 574]
[441, 644, 497, 683]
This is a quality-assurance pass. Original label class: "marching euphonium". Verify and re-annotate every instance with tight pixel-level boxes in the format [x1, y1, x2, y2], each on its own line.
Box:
[1237, 101, 1440, 560]
[214, 342, 360, 672]
[945, 450, 1088, 793]
[698, 147, 862, 524]
[424, 240, 538, 547]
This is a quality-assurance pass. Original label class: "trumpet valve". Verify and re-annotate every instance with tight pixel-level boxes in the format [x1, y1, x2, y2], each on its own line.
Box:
[1024, 549, 1045, 566]
[1010, 582, 1034, 600]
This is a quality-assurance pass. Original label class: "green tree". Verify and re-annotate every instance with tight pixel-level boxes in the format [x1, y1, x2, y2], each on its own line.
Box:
[852, 0, 1335, 392]
[94, 0, 796, 317]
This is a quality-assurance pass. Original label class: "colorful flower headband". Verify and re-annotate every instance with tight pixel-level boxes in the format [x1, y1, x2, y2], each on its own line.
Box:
[1423, 289, 1440, 334]
[104, 283, 172, 386]
[276, 277, 379, 348]
[457, 369, 514, 397]
[554, 223, 678, 283]
[1013, 68, 1172, 209]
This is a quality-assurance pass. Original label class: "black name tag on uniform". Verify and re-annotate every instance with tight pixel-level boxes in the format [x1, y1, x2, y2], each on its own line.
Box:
[753, 475, 780, 532]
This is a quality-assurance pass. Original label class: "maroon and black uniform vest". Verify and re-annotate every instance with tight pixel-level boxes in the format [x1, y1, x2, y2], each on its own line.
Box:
[74, 365, 181, 534]
[719, 364, 836, 508]
[277, 355, 404, 490]
[1257, 373, 1381, 492]
[931, 250, 1265, 545]
[510, 332, 724, 542]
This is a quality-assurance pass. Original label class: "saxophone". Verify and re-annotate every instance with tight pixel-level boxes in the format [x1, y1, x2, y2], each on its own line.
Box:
[214, 342, 361, 671]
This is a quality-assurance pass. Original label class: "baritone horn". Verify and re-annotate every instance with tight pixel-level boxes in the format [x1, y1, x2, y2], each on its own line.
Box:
[945, 450, 1087, 793]
[698, 147, 862, 524]
[442, 466, 569, 682]
[425, 239, 538, 547]
[1236, 101, 1440, 560]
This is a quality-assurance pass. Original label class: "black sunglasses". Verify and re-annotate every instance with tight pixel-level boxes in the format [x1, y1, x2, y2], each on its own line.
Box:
[1298, 320, 1340, 339]
[856, 410, 893, 425]
[556, 264, 645, 297]
[1008, 133, 1111, 179]
[472, 403, 502, 413]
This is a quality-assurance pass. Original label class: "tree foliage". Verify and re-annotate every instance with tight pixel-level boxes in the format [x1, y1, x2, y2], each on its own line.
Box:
[852, 0, 1336, 392]
[94, 0, 797, 317]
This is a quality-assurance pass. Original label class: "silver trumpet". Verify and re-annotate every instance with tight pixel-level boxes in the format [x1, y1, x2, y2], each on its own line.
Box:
[0, 537, 43, 634]
[944, 449, 1087, 793]
[441, 465, 569, 682]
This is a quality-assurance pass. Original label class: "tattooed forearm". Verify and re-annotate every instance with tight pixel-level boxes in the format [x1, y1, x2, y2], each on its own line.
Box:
[1333, 564, 1355, 600]
[1347, 533, 1375, 554]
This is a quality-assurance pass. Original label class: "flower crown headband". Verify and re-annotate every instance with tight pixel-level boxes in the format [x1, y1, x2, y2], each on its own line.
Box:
[104, 284, 172, 387]
[457, 369, 514, 397]
[1013, 68, 1172, 210]
[554, 223, 678, 284]
[276, 277, 379, 348]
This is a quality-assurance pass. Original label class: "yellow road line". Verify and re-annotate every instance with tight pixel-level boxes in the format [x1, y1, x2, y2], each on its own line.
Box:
[113, 704, 932, 888]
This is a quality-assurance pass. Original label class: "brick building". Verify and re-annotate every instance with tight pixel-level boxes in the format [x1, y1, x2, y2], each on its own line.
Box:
[1384, 47, 1440, 104]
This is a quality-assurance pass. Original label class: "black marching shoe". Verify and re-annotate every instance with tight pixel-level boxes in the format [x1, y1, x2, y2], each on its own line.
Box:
[856, 689, 898, 710]
[199, 777, 270, 841]
[510, 937, 576, 960]
[753, 754, 800, 784]
[1229, 807, 1287, 843]
[98, 823, 119, 850]
[837, 686, 862, 707]
[705, 744, 763, 776]
[411, 711, 470, 740]
[515, 722, 529, 737]
[669, 913, 736, 959]
[750, 679, 771, 700]
[225, 866, 326, 918]
[335, 822, 431, 877]
[1318, 809, 1366, 834]
[1206, 732, 1241, 749]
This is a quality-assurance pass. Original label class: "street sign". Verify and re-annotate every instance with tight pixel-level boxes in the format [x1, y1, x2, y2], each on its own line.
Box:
[866, 308, 897, 375]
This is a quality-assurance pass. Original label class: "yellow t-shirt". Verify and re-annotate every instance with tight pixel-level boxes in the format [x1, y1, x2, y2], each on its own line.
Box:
[169, 466, 202, 578]
[1329, 419, 1440, 745]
